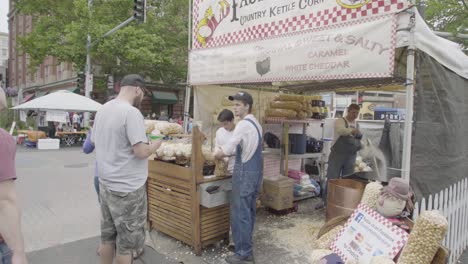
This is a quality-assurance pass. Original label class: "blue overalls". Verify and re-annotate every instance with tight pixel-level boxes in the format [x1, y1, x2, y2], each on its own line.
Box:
[231, 118, 263, 259]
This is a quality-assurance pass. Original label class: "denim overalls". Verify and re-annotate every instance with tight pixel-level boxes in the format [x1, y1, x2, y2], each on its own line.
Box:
[231, 118, 263, 258]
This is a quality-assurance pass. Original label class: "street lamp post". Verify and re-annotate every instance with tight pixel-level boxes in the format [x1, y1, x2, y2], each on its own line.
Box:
[84, 0, 93, 127]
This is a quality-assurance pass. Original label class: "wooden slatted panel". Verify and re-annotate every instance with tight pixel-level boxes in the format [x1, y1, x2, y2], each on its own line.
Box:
[148, 160, 191, 182]
[148, 176, 191, 195]
[200, 205, 230, 242]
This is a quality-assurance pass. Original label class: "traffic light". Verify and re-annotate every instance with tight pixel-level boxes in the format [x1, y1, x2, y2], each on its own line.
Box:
[134, 0, 146, 23]
[77, 72, 85, 89]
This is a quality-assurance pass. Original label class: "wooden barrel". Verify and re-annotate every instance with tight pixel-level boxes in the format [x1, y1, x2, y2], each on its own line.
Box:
[326, 179, 367, 221]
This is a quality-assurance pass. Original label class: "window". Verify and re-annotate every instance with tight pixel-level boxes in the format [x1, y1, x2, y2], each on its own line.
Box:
[1, 49, 6, 56]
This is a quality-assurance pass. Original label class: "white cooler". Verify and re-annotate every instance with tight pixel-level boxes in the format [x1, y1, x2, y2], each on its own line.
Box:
[37, 138, 60, 150]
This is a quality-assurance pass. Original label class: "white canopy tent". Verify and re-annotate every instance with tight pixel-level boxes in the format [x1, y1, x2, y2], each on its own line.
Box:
[12, 90, 102, 112]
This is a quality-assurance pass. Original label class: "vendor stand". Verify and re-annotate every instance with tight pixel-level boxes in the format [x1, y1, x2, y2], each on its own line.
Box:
[11, 90, 102, 148]
[174, 0, 468, 260]
[147, 126, 231, 256]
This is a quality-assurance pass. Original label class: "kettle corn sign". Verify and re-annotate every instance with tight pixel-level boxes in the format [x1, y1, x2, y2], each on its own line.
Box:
[189, 0, 410, 85]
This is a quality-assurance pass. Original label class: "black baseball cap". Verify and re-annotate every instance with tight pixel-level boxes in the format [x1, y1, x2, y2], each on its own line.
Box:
[228, 91, 253, 106]
[120, 74, 146, 88]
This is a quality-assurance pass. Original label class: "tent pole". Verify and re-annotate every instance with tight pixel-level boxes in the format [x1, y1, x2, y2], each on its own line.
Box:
[183, 0, 193, 133]
[401, 6, 416, 181]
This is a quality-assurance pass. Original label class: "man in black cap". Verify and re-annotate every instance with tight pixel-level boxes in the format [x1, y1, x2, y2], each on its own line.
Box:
[215, 91, 263, 264]
[92, 74, 162, 264]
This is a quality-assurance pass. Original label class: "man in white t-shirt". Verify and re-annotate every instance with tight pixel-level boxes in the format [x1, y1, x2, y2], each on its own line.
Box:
[215, 109, 236, 174]
[91, 74, 162, 264]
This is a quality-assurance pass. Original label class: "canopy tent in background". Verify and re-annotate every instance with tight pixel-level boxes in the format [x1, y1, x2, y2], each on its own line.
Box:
[12, 90, 102, 112]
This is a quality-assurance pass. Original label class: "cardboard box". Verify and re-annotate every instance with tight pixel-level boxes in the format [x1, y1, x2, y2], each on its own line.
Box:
[261, 177, 295, 211]
[37, 138, 60, 150]
[199, 178, 232, 208]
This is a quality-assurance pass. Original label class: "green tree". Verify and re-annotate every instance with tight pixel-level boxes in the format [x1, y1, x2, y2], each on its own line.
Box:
[14, 0, 189, 83]
[421, 0, 468, 46]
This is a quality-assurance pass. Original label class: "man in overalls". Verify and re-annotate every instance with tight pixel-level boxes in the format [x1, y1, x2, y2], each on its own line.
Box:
[215, 92, 262, 264]
[322, 104, 362, 205]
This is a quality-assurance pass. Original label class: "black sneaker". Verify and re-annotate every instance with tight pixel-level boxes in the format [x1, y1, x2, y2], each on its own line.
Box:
[227, 244, 235, 252]
[225, 254, 254, 264]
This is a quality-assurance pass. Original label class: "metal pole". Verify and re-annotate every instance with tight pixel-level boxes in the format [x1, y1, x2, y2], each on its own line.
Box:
[84, 0, 93, 127]
[183, 0, 193, 133]
[401, 6, 416, 181]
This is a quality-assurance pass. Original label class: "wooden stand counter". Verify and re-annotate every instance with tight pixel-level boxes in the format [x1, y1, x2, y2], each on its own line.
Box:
[147, 127, 230, 255]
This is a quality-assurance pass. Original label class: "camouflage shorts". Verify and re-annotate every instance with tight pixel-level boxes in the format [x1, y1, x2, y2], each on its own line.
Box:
[99, 183, 147, 256]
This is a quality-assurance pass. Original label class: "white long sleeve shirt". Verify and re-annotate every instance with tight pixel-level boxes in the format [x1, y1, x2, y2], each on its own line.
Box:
[221, 115, 262, 163]
[332, 118, 357, 147]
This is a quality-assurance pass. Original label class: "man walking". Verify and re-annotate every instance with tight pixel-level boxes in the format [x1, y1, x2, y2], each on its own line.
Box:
[0, 88, 28, 264]
[215, 92, 262, 264]
[92, 74, 162, 264]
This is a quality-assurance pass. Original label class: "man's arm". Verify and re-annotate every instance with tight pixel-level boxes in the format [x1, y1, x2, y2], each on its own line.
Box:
[127, 109, 162, 159]
[0, 180, 27, 264]
[335, 118, 355, 136]
[215, 122, 246, 159]
[133, 140, 163, 159]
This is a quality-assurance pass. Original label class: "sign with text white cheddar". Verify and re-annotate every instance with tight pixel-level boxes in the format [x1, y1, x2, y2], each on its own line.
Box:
[189, 14, 396, 85]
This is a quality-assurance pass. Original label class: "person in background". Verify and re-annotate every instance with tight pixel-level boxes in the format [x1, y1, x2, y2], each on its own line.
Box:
[72, 112, 79, 126]
[215, 92, 262, 264]
[188, 117, 193, 134]
[159, 111, 169, 121]
[176, 116, 183, 126]
[92, 74, 162, 264]
[215, 109, 236, 175]
[320, 104, 362, 208]
[0, 88, 28, 264]
[82, 121, 102, 256]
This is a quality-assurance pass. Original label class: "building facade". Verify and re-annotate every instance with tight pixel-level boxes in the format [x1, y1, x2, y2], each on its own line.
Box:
[8, 0, 79, 103]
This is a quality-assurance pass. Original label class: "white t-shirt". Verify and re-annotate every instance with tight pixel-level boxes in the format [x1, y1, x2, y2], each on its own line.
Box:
[91, 99, 148, 192]
[215, 127, 235, 173]
[222, 114, 262, 163]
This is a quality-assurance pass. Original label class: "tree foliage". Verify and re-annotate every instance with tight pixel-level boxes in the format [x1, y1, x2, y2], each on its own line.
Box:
[14, 0, 189, 83]
[421, 0, 468, 46]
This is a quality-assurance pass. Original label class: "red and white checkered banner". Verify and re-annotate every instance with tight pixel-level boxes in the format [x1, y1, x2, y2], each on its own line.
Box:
[192, 0, 410, 50]
[189, 14, 396, 85]
[330, 203, 409, 264]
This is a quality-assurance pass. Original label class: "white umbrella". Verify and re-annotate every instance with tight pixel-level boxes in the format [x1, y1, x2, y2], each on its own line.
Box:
[12, 90, 102, 112]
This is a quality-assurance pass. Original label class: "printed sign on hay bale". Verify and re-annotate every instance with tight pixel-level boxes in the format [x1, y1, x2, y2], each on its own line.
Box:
[331, 203, 408, 264]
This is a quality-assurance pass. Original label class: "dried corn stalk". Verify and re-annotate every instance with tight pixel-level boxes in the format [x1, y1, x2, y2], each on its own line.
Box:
[214, 159, 228, 176]
[314, 225, 343, 250]
[398, 210, 448, 264]
[370, 256, 395, 264]
[274, 94, 305, 102]
[265, 108, 297, 118]
[360, 182, 383, 210]
[270, 101, 303, 111]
